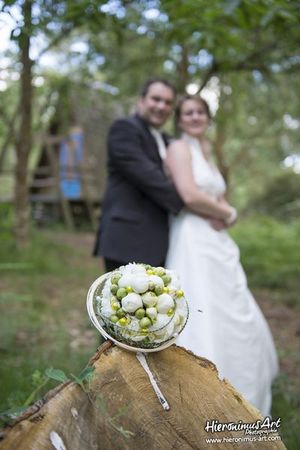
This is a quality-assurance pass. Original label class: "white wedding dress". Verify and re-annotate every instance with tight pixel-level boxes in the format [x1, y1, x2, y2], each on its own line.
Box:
[166, 133, 278, 416]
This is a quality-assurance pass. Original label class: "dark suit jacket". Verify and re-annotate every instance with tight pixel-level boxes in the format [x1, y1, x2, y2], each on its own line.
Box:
[93, 114, 183, 266]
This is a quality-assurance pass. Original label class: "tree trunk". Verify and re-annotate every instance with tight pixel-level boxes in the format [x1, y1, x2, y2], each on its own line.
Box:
[0, 343, 286, 450]
[14, 0, 33, 248]
[177, 44, 189, 94]
[0, 107, 18, 172]
[214, 120, 230, 188]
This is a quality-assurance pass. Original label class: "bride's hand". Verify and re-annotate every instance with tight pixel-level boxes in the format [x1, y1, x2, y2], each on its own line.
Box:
[218, 197, 238, 227]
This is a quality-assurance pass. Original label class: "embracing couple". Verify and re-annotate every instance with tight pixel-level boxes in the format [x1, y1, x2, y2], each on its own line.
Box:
[93, 78, 278, 417]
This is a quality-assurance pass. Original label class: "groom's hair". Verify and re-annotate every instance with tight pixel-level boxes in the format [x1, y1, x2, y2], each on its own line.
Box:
[140, 77, 177, 97]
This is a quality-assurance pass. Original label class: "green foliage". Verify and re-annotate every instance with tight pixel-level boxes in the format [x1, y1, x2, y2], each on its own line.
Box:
[2, 0, 300, 230]
[215, 69, 300, 209]
[45, 365, 134, 440]
[0, 365, 95, 424]
[45, 367, 69, 384]
[70, 366, 95, 392]
[94, 396, 135, 440]
[0, 226, 100, 417]
[0, 224, 298, 445]
[0, 231, 69, 274]
[0, 360, 133, 441]
[250, 171, 300, 221]
[272, 374, 300, 450]
[45, 365, 95, 392]
[160, 0, 300, 75]
[0, 370, 49, 423]
[230, 216, 300, 294]
[0, 208, 87, 276]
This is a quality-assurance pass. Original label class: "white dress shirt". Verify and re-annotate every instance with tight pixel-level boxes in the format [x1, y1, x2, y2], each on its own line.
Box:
[149, 127, 167, 160]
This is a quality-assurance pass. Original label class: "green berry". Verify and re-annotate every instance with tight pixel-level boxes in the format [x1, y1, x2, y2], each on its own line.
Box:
[110, 284, 118, 295]
[162, 275, 171, 286]
[155, 267, 165, 276]
[111, 301, 120, 311]
[110, 315, 119, 323]
[116, 287, 127, 300]
[154, 285, 163, 296]
[135, 308, 146, 319]
[139, 317, 152, 328]
[116, 308, 125, 318]
[118, 317, 127, 326]
[111, 273, 121, 285]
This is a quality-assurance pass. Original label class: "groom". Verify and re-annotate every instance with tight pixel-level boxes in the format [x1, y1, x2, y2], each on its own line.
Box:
[93, 78, 184, 271]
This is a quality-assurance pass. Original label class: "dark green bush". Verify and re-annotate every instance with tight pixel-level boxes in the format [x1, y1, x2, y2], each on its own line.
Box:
[230, 216, 300, 292]
[250, 171, 300, 221]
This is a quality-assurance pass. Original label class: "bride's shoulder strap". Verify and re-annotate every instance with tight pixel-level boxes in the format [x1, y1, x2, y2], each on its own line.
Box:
[200, 138, 213, 159]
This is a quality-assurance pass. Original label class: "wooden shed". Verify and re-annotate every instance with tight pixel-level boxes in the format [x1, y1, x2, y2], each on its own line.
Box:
[29, 89, 121, 229]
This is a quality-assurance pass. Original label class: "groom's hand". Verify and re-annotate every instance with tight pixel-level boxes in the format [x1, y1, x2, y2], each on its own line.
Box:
[210, 218, 226, 231]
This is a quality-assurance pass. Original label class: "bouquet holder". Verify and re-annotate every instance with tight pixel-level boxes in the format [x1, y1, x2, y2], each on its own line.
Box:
[86, 272, 178, 410]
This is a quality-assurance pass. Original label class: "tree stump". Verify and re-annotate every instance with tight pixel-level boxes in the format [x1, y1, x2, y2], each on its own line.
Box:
[0, 342, 285, 449]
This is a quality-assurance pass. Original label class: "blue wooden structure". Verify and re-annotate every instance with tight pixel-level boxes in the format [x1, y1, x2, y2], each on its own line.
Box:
[59, 129, 84, 199]
[30, 126, 98, 229]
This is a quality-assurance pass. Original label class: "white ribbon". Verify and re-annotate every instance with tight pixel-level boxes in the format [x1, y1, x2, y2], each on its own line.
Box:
[136, 352, 170, 411]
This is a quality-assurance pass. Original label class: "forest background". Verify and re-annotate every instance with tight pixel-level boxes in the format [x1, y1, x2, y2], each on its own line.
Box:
[0, 1, 299, 448]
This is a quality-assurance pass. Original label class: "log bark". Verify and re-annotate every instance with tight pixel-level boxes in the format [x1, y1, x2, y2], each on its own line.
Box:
[0, 343, 285, 450]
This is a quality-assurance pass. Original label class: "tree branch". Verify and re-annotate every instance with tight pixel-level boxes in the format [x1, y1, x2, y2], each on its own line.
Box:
[36, 25, 75, 62]
[197, 59, 218, 93]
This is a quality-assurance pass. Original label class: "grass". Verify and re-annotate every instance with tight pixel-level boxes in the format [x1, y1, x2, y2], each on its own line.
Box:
[231, 216, 300, 448]
[0, 224, 100, 414]
[271, 375, 300, 450]
[231, 215, 300, 297]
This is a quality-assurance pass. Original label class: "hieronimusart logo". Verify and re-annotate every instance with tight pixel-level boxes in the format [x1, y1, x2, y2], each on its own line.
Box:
[205, 416, 281, 435]
[204, 417, 282, 445]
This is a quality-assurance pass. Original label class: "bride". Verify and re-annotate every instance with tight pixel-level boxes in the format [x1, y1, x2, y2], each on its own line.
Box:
[165, 95, 278, 416]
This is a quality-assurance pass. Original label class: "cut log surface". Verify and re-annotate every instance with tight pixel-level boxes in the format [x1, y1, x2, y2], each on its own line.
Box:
[0, 342, 286, 450]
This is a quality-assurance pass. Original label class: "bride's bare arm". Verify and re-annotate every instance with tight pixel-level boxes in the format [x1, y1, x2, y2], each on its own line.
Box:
[165, 140, 234, 221]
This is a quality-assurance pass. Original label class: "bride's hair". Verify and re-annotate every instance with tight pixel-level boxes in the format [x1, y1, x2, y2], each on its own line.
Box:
[174, 94, 211, 134]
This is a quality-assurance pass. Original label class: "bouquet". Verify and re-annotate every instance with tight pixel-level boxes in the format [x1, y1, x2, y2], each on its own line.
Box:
[87, 263, 188, 352]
